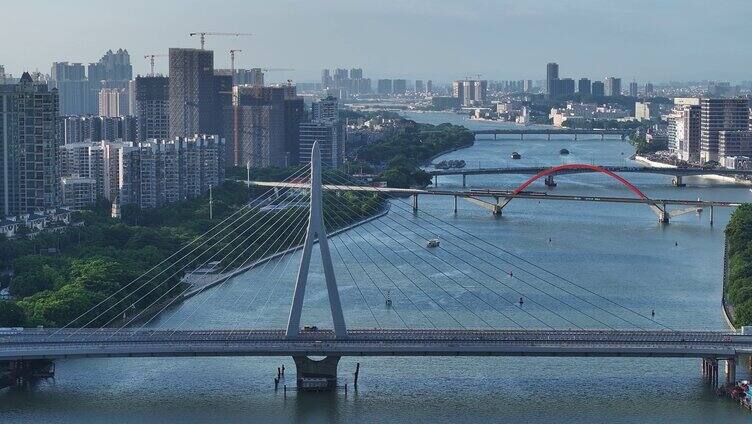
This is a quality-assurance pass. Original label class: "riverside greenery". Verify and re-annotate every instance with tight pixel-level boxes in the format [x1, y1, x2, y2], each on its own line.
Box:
[0, 180, 381, 328]
[357, 121, 475, 188]
[725, 204, 752, 326]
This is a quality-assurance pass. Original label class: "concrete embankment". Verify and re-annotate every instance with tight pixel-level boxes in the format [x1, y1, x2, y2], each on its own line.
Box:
[634, 155, 752, 186]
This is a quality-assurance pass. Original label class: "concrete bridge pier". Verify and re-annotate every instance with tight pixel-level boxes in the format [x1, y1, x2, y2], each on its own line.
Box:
[726, 357, 737, 385]
[292, 356, 340, 391]
[412, 194, 419, 213]
[544, 175, 557, 187]
[434, 175, 438, 187]
[672, 176, 686, 187]
[658, 204, 670, 224]
[520, 134, 524, 140]
[547, 133, 550, 141]
[709, 205, 714, 226]
[462, 174, 467, 188]
[492, 197, 503, 216]
[453, 195, 458, 214]
[574, 134, 578, 141]
[601, 134, 605, 141]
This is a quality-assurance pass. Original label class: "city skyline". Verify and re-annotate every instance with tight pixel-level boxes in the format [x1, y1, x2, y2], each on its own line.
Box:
[1, 0, 751, 83]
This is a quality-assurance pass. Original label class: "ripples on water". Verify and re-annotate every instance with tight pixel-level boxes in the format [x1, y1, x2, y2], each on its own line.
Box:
[3, 111, 751, 423]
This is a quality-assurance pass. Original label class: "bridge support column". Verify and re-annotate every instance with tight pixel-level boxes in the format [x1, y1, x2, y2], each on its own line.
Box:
[547, 133, 550, 141]
[659, 204, 670, 224]
[493, 197, 503, 216]
[672, 176, 686, 187]
[544, 175, 557, 188]
[726, 357, 737, 385]
[574, 134, 578, 141]
[601, 134, 604, 141]
[462, 174, 466, 188]
[292, 356, 340, 391]
[520, 134, 523, 140]
[412, 194, 419, 213]
[453, 195, 458, 214]
[710, 205, 714, 226]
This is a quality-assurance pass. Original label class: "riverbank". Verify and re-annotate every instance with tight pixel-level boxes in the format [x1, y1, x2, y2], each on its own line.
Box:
[634, 155, 752, 186]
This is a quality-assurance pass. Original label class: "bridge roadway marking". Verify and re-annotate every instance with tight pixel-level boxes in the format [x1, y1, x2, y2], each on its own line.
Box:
[2, 329, 750, 360]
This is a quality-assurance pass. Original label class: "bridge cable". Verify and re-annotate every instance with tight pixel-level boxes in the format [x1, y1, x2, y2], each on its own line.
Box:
[52, 164, 311, 337]
[327, 168, 670, 330]
[322, 175, 577, 329]
[322, 176, 504, 329]
[92, 168, 312, 336]
[325, 170, 648, 329]
[126, 188, 312, 336]
[323, 201, 505, 329]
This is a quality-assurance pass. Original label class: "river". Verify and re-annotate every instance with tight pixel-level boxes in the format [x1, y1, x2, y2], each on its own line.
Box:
[3, 111, 752, 423]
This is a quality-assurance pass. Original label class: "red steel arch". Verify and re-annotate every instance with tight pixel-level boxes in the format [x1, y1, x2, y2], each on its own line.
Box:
[512, 163, 650, 199]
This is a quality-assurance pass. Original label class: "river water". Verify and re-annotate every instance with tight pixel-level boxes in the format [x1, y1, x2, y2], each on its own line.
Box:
[3, 111, 752, 423]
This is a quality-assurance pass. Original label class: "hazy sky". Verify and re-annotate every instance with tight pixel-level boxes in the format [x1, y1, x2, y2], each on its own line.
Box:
[1, 0, 750, 83]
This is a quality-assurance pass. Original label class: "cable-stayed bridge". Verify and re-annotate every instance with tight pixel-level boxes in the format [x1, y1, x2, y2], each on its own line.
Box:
[1, 143, 747, 391]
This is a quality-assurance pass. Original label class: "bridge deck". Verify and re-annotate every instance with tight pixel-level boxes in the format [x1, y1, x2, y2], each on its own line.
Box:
[1, 329, 748, 360]
[427, 166, 752, 177]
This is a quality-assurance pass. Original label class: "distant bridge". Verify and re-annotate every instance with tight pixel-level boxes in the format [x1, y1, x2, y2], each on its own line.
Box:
[470, 128, 631, 140]
[428, 164, 752, 188]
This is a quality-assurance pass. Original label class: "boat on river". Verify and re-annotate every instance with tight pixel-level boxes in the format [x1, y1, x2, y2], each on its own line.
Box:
[510, 152, 521, 160]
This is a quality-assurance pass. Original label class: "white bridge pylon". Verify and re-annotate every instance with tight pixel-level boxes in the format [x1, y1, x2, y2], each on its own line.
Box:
[285, 141, 347, 339]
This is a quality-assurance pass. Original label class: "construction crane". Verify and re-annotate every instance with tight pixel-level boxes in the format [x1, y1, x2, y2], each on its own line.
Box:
[144, 54, 167, 76]
[189, 32, 252, 49]
[230, 49, 243, 74]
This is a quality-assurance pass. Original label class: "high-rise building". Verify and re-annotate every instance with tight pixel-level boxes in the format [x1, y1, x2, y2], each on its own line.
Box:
[377, 79, 392, 95]
[523, 80, 533, 93]
[452, 80, 487, 106]
[645, 83, 654, 97]
[604, 77, 622, 97]
[349, 68, 363, 79]
[312, 96, 339, 122]
[415, 80, 425, 93]
[546, 62, 559, 97]
[667, 99, 701, 163]
[168, 48, 217, 139]
[87, 49, 133, 115]
[98, 88, 128, 117]
[634, 101, 657, 121]
[592, 81, 605, 97]
[426, 80, 433, 94]
[578, 78, 591, 96]
[392, 79, 407, 95]
[299, 122, 342, 168]
[557, 78, 575, 97]
[50, 62, 90, 115]
[228, 85, 302, 168]
[629, 81, 638, 97]
[700, 98, 750, 163]
[321, 69, 332, 88]
[134, 76, 169, 141]
[0, 73, 60, 217]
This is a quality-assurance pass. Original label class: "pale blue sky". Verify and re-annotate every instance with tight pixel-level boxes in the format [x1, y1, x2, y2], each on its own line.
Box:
[1, 0, 750, 83]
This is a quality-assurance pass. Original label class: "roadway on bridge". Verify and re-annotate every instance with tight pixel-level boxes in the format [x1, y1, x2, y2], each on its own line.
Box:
[1, 329, 748, 360]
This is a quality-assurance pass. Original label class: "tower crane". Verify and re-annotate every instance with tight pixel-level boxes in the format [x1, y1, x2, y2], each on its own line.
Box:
[230, 49, 243, 75]
[189, 32, 253, 49]
[143, 54, 167, 76]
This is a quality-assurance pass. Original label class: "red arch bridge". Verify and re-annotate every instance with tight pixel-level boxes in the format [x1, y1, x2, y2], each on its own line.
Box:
[248, 164, 740, 224]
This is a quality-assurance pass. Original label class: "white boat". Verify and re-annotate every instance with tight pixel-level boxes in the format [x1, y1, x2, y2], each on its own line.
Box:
[426, 238, 440, 248]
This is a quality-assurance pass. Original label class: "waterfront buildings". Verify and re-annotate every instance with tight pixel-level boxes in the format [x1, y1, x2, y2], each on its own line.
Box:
[700, 98, 750, 163]
[0, 73, 60, 217]
[667, 98, 701, 163]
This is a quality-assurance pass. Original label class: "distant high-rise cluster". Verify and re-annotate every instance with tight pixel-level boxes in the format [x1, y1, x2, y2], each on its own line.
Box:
[50, 49, 133, 116]
[452, 79, 487, 106]
[321, 67, 371, 97]
[545, 62, 630, 99]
